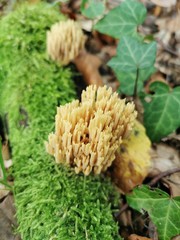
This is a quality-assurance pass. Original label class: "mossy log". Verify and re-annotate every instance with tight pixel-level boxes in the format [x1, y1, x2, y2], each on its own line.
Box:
[0, 3, 120, 239]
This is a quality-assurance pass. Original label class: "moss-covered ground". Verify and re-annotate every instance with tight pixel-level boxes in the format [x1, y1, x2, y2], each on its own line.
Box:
[0, 3, 120, 239]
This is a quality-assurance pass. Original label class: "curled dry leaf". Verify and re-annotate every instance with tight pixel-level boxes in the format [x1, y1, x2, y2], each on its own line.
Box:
[46, 85, 137, 175]
[112, 120, 151, 193]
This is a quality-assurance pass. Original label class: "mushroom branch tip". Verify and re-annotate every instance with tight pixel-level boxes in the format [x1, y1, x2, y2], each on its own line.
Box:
[46, 85, 137, 175]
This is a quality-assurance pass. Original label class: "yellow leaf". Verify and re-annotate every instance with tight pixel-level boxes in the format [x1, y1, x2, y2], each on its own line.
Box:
[112, 120, 151, 193]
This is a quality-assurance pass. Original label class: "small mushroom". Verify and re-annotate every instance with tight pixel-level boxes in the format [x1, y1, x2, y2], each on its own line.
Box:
[47, 19, 86, 65]
[46, 85, 137, 175]
[47, 19, 103, 86]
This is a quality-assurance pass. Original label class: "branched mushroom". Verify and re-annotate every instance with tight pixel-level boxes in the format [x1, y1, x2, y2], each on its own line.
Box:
[46, 85, 137, 175]
[47, 19, 86, 65]
[47, 19, 103, 86]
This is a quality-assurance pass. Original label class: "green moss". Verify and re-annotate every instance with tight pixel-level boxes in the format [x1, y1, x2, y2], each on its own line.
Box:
[0, 3, 121, 239]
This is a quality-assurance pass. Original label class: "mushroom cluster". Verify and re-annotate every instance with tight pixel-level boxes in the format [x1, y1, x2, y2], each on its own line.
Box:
[46, 85, 137, 175]
[47, 19, 86, 65]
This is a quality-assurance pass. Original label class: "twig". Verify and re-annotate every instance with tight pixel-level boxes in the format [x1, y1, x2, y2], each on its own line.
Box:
[148, 167, 180, 187]
[118, 203, 128, 216]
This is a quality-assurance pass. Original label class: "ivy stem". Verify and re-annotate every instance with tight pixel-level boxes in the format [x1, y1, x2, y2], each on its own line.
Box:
[133, 67, 139, 99]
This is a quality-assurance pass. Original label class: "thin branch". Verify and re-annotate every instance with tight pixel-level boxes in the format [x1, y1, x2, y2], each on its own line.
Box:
[148, 167, 180, 187]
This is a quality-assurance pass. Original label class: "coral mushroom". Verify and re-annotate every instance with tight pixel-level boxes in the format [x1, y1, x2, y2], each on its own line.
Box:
[47, 19, 86, 65]
[46, 85, 137, 175]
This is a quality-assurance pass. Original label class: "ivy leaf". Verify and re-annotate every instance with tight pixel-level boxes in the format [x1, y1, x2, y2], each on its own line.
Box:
[142, 82, 180, 142]
[94, 0, 146, 38]
[108, 37, 157, 72]
[81, 0, 105, 19]
[115, 66, 156, 95]
[126, 185, 180, 240]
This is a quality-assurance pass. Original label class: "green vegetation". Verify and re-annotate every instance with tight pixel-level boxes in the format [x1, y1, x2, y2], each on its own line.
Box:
[82, 0, 180, 142]
[0, 3, 120, 239]
[127, 185, 180, 240]
[142, 82, 180, 142]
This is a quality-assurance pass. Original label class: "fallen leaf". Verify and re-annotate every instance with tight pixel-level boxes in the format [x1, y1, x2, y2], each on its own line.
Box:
[150, 143, 180, 176]
[150, 0, 177, 8]
[163, 173, 180, 197]
[156, 14, 180, 33]
[74, 50, 103, 86]
[128, 234, 152, 240]
[112, 120, 151, 193]
[145, 72, 167, 93]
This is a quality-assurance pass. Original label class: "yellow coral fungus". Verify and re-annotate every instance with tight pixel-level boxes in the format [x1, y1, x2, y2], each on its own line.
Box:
[112, 120, 151, 193]
[47, 19, 86, 65]
[46, 85, 137, 175]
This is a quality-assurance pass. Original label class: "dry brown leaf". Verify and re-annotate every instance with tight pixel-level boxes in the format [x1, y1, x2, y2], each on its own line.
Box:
[149, 143, 180, 196]
[145, 72, 168, 93]
[74, 50, 103, 86]
[128, 234, 152, 240]
[156, 14, 180, 33]
[162, 173, 180, 197]
[150, 0, 176, 7]
[153, 6, 162, 17]
[149, 143, 180, 176]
